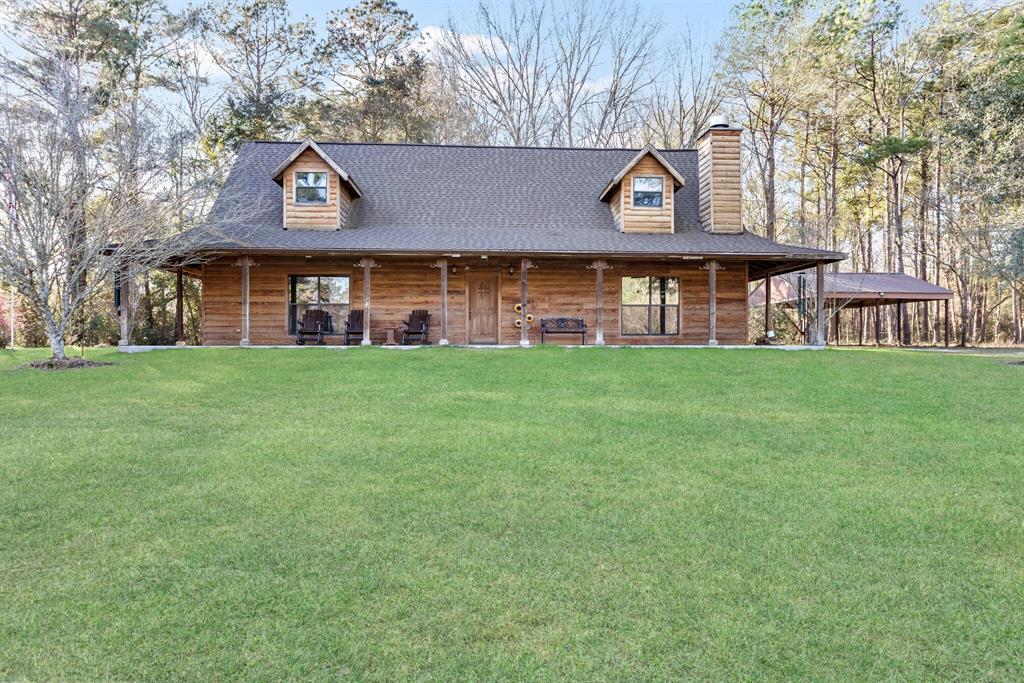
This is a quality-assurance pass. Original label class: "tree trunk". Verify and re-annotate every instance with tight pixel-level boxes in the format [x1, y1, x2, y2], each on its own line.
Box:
[891, 166, 910, 345]
[45, 319, 66, 360]
[959, 271, 969, 347]
[918, 152, 929, 342]
[1013, 285, 1020, 344]
[934, 146, 943, 343]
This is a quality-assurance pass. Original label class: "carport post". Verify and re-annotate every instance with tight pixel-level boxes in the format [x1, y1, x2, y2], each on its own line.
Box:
[875, 302, 881, 346]
[944, 299, 950, 348]
[896, 303, 902, 347]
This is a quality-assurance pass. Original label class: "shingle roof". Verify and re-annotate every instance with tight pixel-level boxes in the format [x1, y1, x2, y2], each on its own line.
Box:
[750, 272, 953, 307]
[200, 141, 845, 261]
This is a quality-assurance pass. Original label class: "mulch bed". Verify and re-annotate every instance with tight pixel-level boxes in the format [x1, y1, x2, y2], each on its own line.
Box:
[23, 358, 114, 371]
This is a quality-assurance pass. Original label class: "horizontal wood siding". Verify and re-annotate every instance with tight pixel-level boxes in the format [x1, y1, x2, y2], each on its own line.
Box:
[608, 186, 623, 231]
[698, 129, 743, 234]
[620, 154, 674, 234]
[282, 149, 342, 230]
[201, 256, 748, 345]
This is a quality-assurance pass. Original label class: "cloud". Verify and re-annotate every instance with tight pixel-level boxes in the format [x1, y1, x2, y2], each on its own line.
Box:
[416, 25, 489, 58]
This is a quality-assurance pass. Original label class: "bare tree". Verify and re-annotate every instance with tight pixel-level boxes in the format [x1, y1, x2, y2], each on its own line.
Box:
[643, 27, 724, 148]
[548, 0, 607, 146]
[577, 5, 657, 147]
[437, 0, 554, 146]
[0, 52, 253, 359]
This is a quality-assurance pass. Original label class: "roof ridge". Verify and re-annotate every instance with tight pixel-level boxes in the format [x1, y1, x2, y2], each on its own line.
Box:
[242, 139, 698, 153]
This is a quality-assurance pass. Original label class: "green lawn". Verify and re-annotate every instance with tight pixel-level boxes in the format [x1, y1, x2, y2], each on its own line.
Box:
[1, 347, 1022, 680]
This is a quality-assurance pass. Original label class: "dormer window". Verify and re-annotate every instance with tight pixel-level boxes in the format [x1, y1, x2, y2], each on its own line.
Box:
[632, 176, 664, 208]
[295, 172, 328, 204]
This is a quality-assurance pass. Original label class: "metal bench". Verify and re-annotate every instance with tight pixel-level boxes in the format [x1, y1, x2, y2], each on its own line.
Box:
[540, 317, 587, 344]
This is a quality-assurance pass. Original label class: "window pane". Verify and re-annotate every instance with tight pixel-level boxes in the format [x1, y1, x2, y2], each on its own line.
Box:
[295, 172, 327, 204]
[621, 277, 650, 304]
[296, 186, 328, 203]
[633, 176, 662, 193]
[651, 277, 679, 305]
[664, 277, 679, 304]
[296, 172, 327, 188]
[632, 176, 664, 208]
[317, 276, 349, 304]
[621, 305, 650, 335]
[292, 276, 317, 304]
[652, 306, 679, 335]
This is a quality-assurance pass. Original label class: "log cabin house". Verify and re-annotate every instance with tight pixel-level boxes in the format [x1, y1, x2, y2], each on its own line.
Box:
[158, 119, 844, 347]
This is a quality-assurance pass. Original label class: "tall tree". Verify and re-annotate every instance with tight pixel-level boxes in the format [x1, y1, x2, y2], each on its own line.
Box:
[201, 0, 313, 149]
[723, 0, 812, 243]
[308, 0, 437, 142]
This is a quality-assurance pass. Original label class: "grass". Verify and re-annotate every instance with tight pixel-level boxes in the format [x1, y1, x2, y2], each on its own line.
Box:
[1, 346, 1022, 680]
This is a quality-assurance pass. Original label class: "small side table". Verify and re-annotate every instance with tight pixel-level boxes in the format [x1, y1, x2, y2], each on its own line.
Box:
[384, 328, 397, 345]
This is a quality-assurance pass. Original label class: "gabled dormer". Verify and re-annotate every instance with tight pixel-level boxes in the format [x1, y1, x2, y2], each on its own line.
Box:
[272, 138, 362, 230]
[599, 144, 685, 234]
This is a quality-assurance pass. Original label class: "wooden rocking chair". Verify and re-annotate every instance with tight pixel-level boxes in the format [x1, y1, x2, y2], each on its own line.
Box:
[344, 309, 364, 345]
[400, 309, 431, 345]
[295, 309, 331, 345]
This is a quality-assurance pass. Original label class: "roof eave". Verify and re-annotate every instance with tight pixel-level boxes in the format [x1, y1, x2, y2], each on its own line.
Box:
[270, 138, 363, 198]
[598, 144, 687, 202]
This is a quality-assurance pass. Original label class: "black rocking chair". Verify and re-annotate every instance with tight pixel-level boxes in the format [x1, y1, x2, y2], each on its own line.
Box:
[295, 309, 331, 345]
[344, 309, 364, 345]
[401, 309, 431, 345]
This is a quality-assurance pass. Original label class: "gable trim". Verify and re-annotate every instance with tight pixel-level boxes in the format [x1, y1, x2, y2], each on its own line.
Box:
[599, 144, 686, 202]
[271, 138, 363, 198]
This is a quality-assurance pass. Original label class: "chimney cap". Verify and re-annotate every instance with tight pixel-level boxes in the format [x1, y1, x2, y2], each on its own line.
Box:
[708, 114, 730, 128]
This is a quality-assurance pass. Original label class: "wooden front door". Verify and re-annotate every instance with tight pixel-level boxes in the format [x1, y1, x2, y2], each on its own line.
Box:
[468, 274, 499, 343]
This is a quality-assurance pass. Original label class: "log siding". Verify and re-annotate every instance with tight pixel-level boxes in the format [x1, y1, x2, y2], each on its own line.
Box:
[200, 256, 749, 346]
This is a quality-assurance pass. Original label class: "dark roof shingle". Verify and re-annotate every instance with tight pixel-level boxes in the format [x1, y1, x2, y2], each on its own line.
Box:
[201, 141, 845, 261]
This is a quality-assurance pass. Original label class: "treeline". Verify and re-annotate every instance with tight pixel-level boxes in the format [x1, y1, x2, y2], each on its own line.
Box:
[1, 0, 1021, 349]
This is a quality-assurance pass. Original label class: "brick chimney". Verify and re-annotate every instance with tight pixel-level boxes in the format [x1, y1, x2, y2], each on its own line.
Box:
[696, 116, 743, 234]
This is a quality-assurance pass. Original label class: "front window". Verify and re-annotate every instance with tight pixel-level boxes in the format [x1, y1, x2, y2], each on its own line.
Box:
[295, 172, 328, 204]
[288, 275, 349, 334]
[632, 176, 664, 208]
[621, 276, 679, 335]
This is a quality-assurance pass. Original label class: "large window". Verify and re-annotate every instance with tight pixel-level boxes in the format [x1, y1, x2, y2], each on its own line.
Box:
[621, 276, 679, 335]
[288, 275, 349, 334]
[295, 172, 328, 204]
[632, 176, 664, 208]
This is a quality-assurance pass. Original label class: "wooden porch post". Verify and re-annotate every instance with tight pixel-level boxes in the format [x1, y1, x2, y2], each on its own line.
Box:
[833, 305, 840, 346]
[175, 269, 184, 344]
[764, 275, 772, 338]
[358, 257, 376, 346]
[588, 259, 608, 345]
[433, 258, 449, 345]
[814, 261, 825, 346]
[238, 256, 251, 346]
[944, 298, 950, 348]
[705, 260, 719, 345]
[520, 258, 531, 347]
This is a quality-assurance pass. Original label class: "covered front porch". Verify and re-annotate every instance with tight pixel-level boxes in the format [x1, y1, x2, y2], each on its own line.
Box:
[130, 252, 831, 349]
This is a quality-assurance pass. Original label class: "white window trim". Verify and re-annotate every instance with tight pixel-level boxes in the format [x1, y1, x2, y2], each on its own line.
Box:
[631, 175, 665, 210]
[294, 171, 330, 205]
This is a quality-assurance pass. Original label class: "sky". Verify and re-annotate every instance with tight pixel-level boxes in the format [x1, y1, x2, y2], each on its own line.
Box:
[162, 0, 935, 44]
